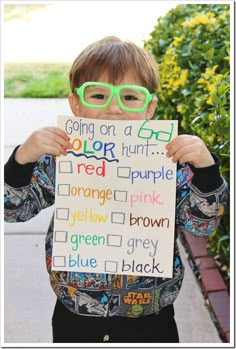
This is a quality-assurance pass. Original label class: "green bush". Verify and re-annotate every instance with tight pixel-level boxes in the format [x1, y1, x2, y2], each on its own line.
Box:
[145, 4, 230, 285]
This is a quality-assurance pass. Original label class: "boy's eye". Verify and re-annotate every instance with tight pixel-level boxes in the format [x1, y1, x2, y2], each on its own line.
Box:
[123, 95, 138, 101]
[91, 94, 106, 100]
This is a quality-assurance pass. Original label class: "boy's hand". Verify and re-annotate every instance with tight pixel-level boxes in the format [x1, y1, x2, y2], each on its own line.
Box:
[15, 127, 72, 165]
[166, 135, 215, 168]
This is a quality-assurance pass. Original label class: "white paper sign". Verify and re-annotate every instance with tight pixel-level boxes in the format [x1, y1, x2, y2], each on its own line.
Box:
[52, 116, 178, 277]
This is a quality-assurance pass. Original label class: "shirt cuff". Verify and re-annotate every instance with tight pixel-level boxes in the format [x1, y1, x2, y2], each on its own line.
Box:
[4, 146, 36, 188]
[189, 153, 224, 193]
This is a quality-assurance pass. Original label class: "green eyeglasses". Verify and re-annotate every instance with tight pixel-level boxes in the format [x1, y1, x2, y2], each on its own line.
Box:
[74, 82, 154, 112]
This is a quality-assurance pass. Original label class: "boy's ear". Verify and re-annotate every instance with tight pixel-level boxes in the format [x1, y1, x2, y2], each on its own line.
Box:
[68, 94, 80, 116]
[146, 96, 158, 120]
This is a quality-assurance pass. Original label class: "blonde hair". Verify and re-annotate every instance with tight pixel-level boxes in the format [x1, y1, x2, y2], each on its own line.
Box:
[69, 36, 160, 93]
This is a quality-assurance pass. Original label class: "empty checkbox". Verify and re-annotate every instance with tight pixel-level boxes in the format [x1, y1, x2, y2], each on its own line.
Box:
[111, 212, 125, 224]
[107, 234, 122, 247]
[54, 231, 68, 243]
[59, 161, 73, 173]
[114, 190, 128, 202]
[117, 167, 131, 178]
[56, 208, 69, 220]
[53, 256, 66, 267]
[105, 260, 118, 273]
[57, 184, 70, 196]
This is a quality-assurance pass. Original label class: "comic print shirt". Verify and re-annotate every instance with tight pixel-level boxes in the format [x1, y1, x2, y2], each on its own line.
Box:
[4, 147, 228, 318]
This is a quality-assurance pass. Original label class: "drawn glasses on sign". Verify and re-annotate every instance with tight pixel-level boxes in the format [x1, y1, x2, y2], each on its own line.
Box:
[138, 120, 174, 142]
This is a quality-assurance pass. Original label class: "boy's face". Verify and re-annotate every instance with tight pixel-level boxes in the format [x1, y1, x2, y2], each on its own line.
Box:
[68, 72, 157, 120]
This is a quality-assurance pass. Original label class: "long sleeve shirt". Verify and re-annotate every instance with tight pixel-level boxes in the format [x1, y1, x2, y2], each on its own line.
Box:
[4, 147, 228, 317]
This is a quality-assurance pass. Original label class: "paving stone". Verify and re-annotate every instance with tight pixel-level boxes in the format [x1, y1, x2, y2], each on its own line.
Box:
[208, 291, 230, 337]
[195, 256, 216, 270]
[225, 331, 230, 343]
[200, 269, 227, 293]
[183, 230, 208, 258]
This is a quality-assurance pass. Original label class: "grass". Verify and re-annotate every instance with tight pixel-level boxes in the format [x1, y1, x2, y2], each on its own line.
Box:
[4, 4, 49, 21]
[4, 62, 71, 98]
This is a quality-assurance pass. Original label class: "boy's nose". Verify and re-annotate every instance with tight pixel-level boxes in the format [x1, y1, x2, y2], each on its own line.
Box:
[106, 95, 122, 115]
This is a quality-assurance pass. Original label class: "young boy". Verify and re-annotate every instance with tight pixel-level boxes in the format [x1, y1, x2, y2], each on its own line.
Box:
[4, 36, 228, 343]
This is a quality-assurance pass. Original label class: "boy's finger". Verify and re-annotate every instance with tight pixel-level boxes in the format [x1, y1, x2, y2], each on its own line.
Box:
[42, 126, 70, 140]
[166, 134, 192, 149]
[166, 137, 194, 156]
[41, 128, 71, 147]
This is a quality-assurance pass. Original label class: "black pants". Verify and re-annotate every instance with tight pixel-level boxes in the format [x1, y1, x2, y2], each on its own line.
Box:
[52, 299, 179, 343]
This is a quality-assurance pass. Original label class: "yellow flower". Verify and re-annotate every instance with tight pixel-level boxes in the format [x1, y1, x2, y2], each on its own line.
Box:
[208, 135, 215, 143]
[173, 65, 181, 73]
[198, 65, 218, 83]
[177, 105, 185, 113]
[173, 35, 184, 47]
[208, 84, 215, 92]
[219, 12, 227, 21]
[207, 95, 213, 105]
[197, 77, 205, 84]
[205, 65, 218, 77]
[179, 69, 188, 85]
[183, 13, 216, 27]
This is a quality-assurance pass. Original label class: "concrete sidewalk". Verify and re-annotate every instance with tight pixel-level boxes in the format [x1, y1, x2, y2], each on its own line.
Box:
[3, 98, 222, 344]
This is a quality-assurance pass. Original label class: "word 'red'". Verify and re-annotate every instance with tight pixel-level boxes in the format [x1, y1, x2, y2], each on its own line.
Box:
[77, 160, 106, 177]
